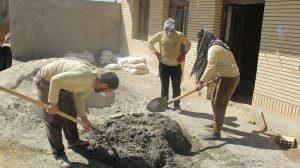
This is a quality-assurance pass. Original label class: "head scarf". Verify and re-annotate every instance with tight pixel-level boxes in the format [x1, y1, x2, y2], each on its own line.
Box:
[190, 29, 231, 83]
[190, 29, 215, 83]
[164, 18, 176, 36]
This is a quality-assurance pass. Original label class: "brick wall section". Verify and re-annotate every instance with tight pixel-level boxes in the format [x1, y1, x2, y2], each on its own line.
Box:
[120, 0, 152, 57]
[253, 0, 300, 121]
[120, 0, 167, 74]
[120, 0, 223, 77]
[184, 0, 223, 78]
[162, 0, 170, 26]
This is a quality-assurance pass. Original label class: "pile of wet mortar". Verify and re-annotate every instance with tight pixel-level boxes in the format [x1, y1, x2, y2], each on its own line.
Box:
[82, 112, 192, 168]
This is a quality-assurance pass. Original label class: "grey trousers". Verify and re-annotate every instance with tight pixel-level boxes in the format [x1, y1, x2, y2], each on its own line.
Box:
[211, 76, 240, 133]
[34, 71, 79, 157]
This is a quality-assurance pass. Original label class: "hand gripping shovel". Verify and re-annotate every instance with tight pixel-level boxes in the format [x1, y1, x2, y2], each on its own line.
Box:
[146, 78, 219, 112]
[0, 85, 103, 133]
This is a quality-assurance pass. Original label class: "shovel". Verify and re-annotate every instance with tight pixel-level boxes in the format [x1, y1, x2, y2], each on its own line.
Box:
[146, 78, 219, 112]
[0, 85, 104, 133]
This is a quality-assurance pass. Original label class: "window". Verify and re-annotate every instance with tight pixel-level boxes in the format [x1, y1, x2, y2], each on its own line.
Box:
[138, 0, 149, 40]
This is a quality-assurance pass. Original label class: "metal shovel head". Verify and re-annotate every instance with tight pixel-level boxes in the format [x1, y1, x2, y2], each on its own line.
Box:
[146, 96, 168, 112]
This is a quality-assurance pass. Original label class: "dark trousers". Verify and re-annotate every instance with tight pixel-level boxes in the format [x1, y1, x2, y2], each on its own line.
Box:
[159, 62, 182, 108]
[211, 76, 240, 133]
[34, 71, 79, 157]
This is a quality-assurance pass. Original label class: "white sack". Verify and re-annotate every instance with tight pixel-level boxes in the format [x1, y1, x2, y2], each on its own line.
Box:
[101, 50, 114, 56]
[127, 57, 146, 64]
[123, 63, 148, 70]
[63, 51, 95, 64]
[117, 57, 128, 65]
[104, 64, 122, 70]
[127, 68, 149, 75]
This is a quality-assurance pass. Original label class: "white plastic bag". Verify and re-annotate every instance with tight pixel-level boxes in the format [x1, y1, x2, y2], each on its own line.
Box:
[117, 57, 128, 65]
[123, 63, 148, 70]
[127, 68, 148, 75]
[134, 63, 148, 70]
[104, 64, 122, 70]
[101, 50, 114, 56]
[127, 57, 146, 64]
[63, 51, 95, 64]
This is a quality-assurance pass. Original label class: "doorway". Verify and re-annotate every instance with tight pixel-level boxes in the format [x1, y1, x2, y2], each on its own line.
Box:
[168, 0, 189, 35]
[221, 1, 265, 104]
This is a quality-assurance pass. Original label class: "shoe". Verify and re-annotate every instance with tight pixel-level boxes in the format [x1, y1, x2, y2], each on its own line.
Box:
[67, 139, 89, 149]
[202, 132, 221, 140]
[204, 123, 214, 128]
[56, 155, 71, 168]
[174, 106, 183, 114]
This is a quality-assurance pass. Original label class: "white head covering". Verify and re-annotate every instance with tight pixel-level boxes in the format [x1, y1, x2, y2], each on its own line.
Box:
[164, 18, 176, 36]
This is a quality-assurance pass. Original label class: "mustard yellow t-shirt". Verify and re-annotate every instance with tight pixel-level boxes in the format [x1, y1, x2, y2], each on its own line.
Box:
[148, 31, 191, 66]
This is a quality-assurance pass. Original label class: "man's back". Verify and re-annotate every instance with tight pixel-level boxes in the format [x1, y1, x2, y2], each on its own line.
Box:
[41, 60, 94, 81]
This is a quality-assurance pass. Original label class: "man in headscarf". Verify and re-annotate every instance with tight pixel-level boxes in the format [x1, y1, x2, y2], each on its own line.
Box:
[192, 29, 240, 140]
[148, 18, 191, 112]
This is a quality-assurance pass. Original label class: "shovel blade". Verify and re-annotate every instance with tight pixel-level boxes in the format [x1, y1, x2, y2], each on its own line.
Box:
[146, 96, 168, 112]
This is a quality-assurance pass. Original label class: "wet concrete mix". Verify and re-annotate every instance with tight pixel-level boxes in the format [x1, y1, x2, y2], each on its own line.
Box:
[79, 113, 192, 168]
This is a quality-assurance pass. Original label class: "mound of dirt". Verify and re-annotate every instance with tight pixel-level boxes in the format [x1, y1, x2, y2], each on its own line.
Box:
[83, 112, 192, 168]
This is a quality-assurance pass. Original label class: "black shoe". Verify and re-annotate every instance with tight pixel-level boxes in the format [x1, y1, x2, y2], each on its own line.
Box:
[174, 106, 183, 114]
[202, 132, 221, 140]
[204, 123, 214, 128]
[56, 155, 71, 168]
[67, 139, 89, 149]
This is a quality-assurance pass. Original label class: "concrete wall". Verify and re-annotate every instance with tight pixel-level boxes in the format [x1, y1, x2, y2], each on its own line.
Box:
[10, 0, 121, 59]
[0, 0, 8, 16]
[0, 0, 7, 9]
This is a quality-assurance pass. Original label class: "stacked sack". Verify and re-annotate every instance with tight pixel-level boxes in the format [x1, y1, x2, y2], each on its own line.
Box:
[104, 56, 149, 75]
[63, 51, 95, 64]
[97, 50, 118, 65]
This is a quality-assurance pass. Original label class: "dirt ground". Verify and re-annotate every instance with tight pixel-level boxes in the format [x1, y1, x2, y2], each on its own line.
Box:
[0, 59, 300, 168]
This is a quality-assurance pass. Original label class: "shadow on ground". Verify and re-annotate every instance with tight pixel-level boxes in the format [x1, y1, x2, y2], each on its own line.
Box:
[221, 127, 286, 150]
[180, 110, 240, 128]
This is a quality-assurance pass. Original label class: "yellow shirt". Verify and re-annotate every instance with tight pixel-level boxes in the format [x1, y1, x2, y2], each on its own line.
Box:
[41, 60, 97, 117]
[148, 31, 191, 66]
[201, 45, 240, 82]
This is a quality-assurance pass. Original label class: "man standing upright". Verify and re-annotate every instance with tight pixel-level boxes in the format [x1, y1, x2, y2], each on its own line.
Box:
[34, 59, 119, 168]
[148, 18, 191, 112]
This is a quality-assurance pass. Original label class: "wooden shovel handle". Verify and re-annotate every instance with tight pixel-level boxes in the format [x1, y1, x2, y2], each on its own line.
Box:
[167, 78, 219, 104]
[0, 86, 85, 126]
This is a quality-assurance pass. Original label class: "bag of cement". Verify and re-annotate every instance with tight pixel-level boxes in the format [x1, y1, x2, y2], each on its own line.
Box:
[127, 68, 148, 75]
[104, 64, 122, 70]
[112, 54, 119, 62]
[101, 50, 114, 57]
[123, 63, 148, 70]
[99, 54, 114, 64]
[127, 57, 146, 64]
[63, 51, 95, 64]
[97, 50, 115, 64]
[117, 57, 128, 65]
[63, 52, 77, 57]
[78, 51, 95, 63]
